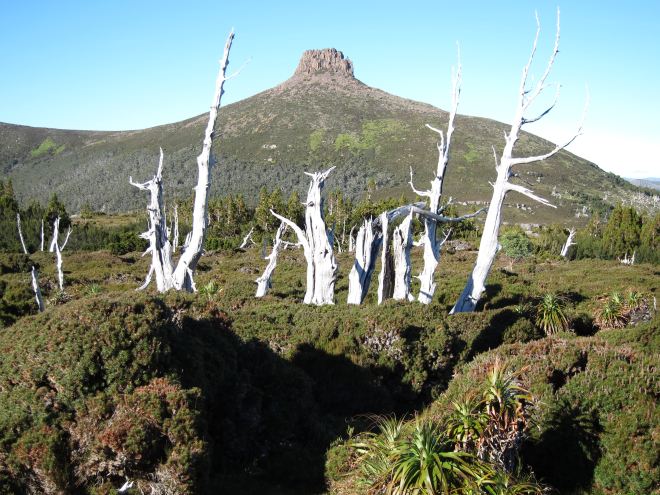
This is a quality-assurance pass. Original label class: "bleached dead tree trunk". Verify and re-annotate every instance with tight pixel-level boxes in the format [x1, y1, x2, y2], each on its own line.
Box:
[271, 167, 338, 305]
[16, 213, 45, 312]
[348, 203, 425, 305]
[40, 219, 44, 252]
[392, 211, 414, 301]
[172, 204, 179, 253]
[409, 50, 461, 304]
[239, 227, 255, 249]
[377, 211, 394, 304]
[347, 218, 380, 304]
[51, 217, 71, 290]
[619, 251, 635, 265]
[452, 10, 585, 313]
[130, 148, 174, 291]
[255, 223, 288, 297]
[130, 31, 235, 292]
[348, 225, 356, 253]
[560, 228, 576, 258]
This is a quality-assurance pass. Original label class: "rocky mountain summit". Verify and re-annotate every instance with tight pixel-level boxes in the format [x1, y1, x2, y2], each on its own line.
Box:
[293, 48, 354, 78]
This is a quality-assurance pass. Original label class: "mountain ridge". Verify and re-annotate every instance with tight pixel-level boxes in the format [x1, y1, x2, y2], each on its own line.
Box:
[1, 48, 653, 223]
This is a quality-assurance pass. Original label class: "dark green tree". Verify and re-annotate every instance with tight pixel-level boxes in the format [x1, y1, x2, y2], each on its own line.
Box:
[44, 193, 70, 230]
[601, 204, 641, 258]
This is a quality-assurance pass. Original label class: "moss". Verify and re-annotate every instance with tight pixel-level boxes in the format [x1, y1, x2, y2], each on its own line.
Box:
[30, 137, 58, 158]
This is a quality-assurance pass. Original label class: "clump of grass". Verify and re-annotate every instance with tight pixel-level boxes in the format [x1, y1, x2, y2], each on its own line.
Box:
[594, 289, 647, 329]
[198, 280, 221, 302]
[85, 283, 102, 296]
[535, 293, 569, 335]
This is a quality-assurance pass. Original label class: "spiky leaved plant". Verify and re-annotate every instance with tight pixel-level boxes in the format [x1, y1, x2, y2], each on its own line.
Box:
[595, 296, 628, 328]
[625, 290, 642, 310]
[388, 418, 476, 495]
[352, 416, 406, 489]
[446, 396, 488, 452]
[479, 359, 533, 473]
[535, 293, 569, 335]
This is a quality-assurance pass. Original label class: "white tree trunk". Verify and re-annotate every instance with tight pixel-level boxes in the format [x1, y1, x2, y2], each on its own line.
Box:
[170, 32, 235, 292]
[377, 211, 394, 304]
[348, 204, 424, 305]
[270, 167, 337, 305]
[240, 227, 255, 249]
[348, 225, 356, 253]
[48, 217, 59, 253]
[130, 31, 235, 292]
[50, 216, 71, 291]
[392, 211, 414, 301]
[16, 213, 45, 311]
[347, 218, 382, 304]
[560, 228, 576, 258]
[16, 213, 28, 254]
[172, 203, 179, 253]
[31, 266, 45, 312]
[409, 52, 462, 304]
[130, 148, 175, 291]
[619, 251, 635, 265]
[255, 223, 287, 297]
[452, 10, 585, 313]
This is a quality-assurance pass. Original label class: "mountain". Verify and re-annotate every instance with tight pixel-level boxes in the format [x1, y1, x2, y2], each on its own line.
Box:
[626, 177, 660, 191]
[0, 48, 651, 224]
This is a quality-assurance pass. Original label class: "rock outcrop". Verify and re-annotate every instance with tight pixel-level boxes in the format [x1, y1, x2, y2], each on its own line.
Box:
[293, 48, 354, 78]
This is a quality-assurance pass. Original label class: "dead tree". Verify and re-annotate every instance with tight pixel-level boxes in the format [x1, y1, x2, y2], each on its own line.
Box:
[50, 217, 71, 290]
[255, 223, 287, 297]
[391, 206, 484, 302]
[348, 225, 356, 252]
[452, 10, 585, 313]
[172, 204, 180, 253]
[392, 211, 414, 301]
[271, 167, 338, 305]
[239, 227, 255, 249]
[130, 31, 235, 292]
[377, 211, 394, 304]
[16, 213, 45, 312]
[619, 251, 635, 265]
[409, 51, 462, 304]
[347, 217, 380, 304]
[560, 228, 576, 258]
[347, 204, 424, 305]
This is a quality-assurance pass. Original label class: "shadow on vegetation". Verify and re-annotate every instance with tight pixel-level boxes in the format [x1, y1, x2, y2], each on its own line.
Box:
[522, 400, 602, 493]
[159, 305, 418, 492]
[465, 309, 542, 360]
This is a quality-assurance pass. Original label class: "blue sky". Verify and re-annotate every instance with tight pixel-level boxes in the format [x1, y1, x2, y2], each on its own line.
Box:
[1, 1, 658, 178]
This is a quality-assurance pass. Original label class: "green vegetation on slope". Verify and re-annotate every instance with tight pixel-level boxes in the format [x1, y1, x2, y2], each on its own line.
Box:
[0, 233, 657, 493]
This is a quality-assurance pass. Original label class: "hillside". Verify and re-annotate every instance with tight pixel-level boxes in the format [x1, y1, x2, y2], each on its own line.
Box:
[0, 246, 657, 493]
[0, 49, 651, 224]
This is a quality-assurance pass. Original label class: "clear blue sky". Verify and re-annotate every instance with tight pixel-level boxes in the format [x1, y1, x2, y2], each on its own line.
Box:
[1, 1, 658, 178]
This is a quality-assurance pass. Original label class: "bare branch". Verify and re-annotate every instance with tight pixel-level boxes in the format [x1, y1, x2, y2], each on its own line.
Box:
[409, 166, 431, 198]
[60, 227, 72, 251]
[509, 129, 580, 166]
[137, 265, 155, 291]
[438, 228, 453, 248]
[522, 83, 561, 124]
[270, 209, 307, 247]
[411, 205, 486, 223]
[505, 182, 556, 208]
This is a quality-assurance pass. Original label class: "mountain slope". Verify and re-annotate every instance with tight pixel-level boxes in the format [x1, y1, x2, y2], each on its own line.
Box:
[0, 49, 650, 224]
